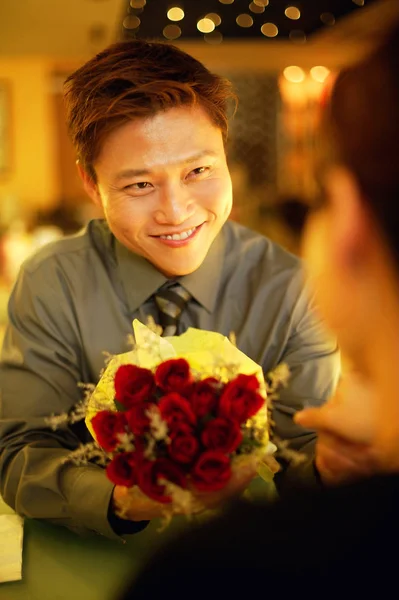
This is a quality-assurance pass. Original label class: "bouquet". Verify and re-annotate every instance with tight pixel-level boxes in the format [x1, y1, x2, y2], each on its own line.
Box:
[80, 320, 285, 517]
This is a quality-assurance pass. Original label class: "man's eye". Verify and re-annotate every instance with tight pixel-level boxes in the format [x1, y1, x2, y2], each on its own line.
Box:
[190, 166, 210, 177]
[125, 182, 152, 190]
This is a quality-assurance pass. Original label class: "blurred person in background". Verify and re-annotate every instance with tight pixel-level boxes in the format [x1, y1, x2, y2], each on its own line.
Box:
[119, 20, 399, 598]
[0, 40, 338, 540]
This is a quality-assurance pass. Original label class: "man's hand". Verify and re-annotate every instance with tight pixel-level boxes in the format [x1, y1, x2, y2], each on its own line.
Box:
[112, 458, 258, 521]
[295, 373, 380, 485]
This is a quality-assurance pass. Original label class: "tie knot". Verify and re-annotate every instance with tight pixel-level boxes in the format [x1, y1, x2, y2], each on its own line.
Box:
[154, 282, 191, 337]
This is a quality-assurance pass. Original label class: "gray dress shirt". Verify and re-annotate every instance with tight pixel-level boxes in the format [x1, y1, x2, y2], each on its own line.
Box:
[0, 219, 340, 538]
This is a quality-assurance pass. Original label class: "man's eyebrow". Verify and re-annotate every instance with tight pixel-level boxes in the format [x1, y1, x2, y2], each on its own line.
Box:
[113, 151, 218, 182]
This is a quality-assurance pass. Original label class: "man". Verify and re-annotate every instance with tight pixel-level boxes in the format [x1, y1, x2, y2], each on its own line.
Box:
[0, 40, 339, 539]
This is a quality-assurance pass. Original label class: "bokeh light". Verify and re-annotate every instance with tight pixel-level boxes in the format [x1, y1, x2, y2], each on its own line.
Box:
[197, 18, 215, 34]
[206, 13, 222, 26]
[123, 15, 141, 29]
[320, 12, 336, 26]
[249, 2, 265, 14]
[167, 7, 184, 22]
[236, 14, 254, 28]
[310, 66, 330, 83]
[163, 24, 182, 39]
[285, 6, 301, 20]
[283, 66, 306, 83]
[261, 22, 278, 37]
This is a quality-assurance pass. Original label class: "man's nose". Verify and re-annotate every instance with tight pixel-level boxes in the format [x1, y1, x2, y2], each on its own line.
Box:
[154, 183, 195, 225]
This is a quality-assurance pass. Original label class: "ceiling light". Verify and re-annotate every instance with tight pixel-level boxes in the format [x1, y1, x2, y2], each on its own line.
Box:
[261, 22, 278, 37]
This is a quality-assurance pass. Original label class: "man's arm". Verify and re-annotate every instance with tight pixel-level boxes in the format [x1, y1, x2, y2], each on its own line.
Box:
[271, 274, 341, 492]
[0, 264, 147, 538]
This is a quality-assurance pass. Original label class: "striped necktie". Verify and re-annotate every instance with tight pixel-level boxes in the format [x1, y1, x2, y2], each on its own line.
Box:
[154, 282, 191, 337]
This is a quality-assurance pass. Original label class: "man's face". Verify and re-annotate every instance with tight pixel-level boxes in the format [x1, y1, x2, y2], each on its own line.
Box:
[89, 105, 232, 277]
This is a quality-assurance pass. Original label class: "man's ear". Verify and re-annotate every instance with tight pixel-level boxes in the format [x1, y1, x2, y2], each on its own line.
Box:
[77, 163, 102, 207]
[326, 167, 371, 272]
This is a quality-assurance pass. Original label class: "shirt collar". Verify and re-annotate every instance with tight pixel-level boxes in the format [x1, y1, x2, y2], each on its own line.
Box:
[114, 227, 226, 314]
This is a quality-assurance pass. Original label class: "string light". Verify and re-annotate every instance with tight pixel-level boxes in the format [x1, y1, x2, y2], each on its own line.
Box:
[206, 13, 222, 26]
[123, 15, 140, 29]
[197, 18, 215, 34]
[261, 22, 278, 37]
[167, 7, 184, 22]
[236, 14, 254, 28]
[285, 6, 301, 20]
[163, 24, 181, 39]
[310, 66, 330, 83]
[283, 66, 305, 83]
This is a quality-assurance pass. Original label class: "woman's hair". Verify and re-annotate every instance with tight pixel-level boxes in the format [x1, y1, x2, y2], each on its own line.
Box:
[318, 22, 399, 265]
[64, 40, 236, 181]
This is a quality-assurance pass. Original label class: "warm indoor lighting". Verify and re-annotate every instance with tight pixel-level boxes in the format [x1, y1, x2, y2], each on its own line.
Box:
[206, 13, 222, 26]
[197, 18, 215, 34]
[285, 6, 301, 20]
[218, 0, 234, 4]
[283, 66, 306, 83]
[167, 7, 184, 21]
[249, 2, 265, 14]
[320, 12, 335, 26]
[163, 24, 182, 39]
[236, 14, 253, 28]
[123, 15, 141, 29]
[261, 22, 278, 37]
[310, 66, 330, 83]
[204, 31, 223, 44]
[130, 0, 146, 7]
[254, 0, 269, 6]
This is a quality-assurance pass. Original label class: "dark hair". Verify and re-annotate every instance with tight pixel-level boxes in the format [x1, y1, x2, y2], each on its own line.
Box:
[64, 40, 236, 181]
[318, 22, 399, 265]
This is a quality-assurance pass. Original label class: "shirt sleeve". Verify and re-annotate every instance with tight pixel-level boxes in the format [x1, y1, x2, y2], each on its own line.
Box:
[0, 262, 146, 539]
[270, 270, 341, 492]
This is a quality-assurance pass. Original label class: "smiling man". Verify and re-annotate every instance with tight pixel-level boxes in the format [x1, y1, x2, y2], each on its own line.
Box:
[0, 40, 339, 539]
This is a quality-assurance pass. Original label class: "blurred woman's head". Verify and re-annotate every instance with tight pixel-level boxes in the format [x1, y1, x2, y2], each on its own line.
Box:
[303, 23, 399, 371]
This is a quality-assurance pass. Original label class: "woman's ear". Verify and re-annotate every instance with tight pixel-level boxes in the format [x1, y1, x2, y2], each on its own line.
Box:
[325, 167, 372, 273]
[76, 163, 102, 207]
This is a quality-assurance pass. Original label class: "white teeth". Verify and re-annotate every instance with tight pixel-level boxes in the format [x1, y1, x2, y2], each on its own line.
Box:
[160, 227, 196, 241]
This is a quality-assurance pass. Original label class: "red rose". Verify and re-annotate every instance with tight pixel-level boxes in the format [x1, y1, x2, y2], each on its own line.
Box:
[219, 374, 264, 423]
[114, 364, 155, 408]
[190, 378, 219, 417]
[155, 358, 192, 393]
[126, 403, 155, 436]
[168, 423, 199, 464]
[159, 393, 196, 428]
[201, 418, 243, 453]
[106, 452, 137, 487]
[191, 451, 232, 491]
[91, 410, 127, 452]
[137, 458, 187, 503]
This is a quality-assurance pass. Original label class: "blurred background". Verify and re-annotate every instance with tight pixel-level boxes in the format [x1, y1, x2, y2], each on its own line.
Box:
[0, 0, 397, 334]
